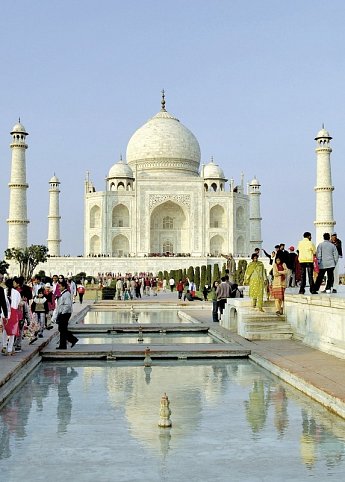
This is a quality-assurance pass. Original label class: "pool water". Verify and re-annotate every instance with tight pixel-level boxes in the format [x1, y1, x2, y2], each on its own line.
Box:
[1, 360, 345, 481]
[82, 310, 189, 324]
[77, 333, 218, 344]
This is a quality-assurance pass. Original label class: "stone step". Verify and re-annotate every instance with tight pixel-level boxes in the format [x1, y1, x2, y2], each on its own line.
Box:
[245, 332, 293, 340]
[244, 322, 292, 331]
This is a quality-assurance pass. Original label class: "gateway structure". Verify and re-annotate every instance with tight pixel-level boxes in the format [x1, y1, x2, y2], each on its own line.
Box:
[84, 94, 262, 258]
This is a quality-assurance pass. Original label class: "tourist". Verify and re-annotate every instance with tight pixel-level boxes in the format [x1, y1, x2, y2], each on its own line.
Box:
[162, 278, 167, 292]
[116, 278, 123, 300]
[31, 288, 49, 338]
[271, 257, 288, 315]
[0, 285, 9, 350]
[263, 245, 279, 266]
[169, 277, 175, 292]
[68, 276, 77, 303]
[314, 233, 339, 294]
[222, 253, 236, 282]
[244, 253, 267, 312]
[286, 246, 298, 287]
[2, 278, 21, 356]
[77, 281, 86, 304]
[216, 276, 231, 316]
[43, 283, 55, 329]
[176, 279, 184, 300]
[55, 279, 78, 350]
[202, 283, 210, 301]
[297, 232, 317, 294]
[183, 290, 203, 301]
[13, 286, 31, 352]
[211, 281, 219, 322]
[32, 275, 44, 297]
[331, 233, 342, 293]
[135, 278, 141, 299]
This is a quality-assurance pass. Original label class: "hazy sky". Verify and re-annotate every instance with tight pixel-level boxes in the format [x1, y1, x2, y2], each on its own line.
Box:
[1, 0, 345, 257]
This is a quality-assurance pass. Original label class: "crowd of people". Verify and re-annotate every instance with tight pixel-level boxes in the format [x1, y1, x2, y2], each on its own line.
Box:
[0, 231, 342, 352]
[0, 274, 83, 356]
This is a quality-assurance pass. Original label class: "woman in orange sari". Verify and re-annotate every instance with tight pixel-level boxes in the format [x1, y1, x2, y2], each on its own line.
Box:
[271, 257, 288, 315]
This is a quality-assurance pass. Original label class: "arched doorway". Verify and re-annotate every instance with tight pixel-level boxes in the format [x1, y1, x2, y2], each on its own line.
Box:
[210, 235, 224, 256]
[150, 201, 189, 254]
[112, 235, 129, 257]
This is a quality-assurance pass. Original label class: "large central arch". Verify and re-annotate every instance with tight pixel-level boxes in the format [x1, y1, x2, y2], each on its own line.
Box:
[150, 201, 189, 254]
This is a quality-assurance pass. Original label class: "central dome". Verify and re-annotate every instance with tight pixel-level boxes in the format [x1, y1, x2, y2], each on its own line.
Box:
[126, 107, 201, 178]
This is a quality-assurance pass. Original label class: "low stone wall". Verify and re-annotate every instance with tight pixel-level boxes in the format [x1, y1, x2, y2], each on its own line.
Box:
[285, 293, 345, 359]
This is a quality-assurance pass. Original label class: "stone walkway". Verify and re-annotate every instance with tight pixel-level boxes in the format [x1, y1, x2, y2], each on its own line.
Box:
[1, 291, 345, 420]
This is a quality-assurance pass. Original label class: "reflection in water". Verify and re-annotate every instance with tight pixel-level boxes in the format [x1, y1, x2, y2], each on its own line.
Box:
[83, 310, 186, 324]
[244, 380, 269, 434]
[1, 361, 345, 480]
[77, 334, 217, 344]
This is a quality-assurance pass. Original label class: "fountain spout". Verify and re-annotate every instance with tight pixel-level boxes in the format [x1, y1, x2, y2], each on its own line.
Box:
[158, 393, 172, 428]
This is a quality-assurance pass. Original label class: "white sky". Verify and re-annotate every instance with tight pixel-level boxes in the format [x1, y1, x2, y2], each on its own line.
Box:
[1, 0, 344, 256]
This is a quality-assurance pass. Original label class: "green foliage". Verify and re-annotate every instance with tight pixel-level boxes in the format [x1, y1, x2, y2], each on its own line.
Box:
[177, 269, 183, 283]
[164, 270, 169, 281]
[221, 263, 226, 277]
[194, 266, 200, 290]
[157, 271, 163, 281]
[206, 265, 212, 285]
[235, 259, 248, 285]
[212, 263, 220, 284]
[36, 270, 46, 279]
[200, 265, 206, 290]
[187, 266, 194, 282]
[76, 272, 87, 279]
[5, 245, 48, 281]
[0, 259, 9, 275]
[183, 268, 187, 280]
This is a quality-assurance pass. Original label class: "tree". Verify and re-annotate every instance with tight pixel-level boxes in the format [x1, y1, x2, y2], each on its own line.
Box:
[0, 259, 9, 275]
[236, 259, 248, 285]
[157, 271, 163, 280]
[5, 245, 48, 281]
[195, 266, 200, 290]
[212, 263, 220, 284]
[200, 265, 206, 290]
[221, 263, 226, 277]
[187, 266, 194, 282]
[206, 265, 212, 286]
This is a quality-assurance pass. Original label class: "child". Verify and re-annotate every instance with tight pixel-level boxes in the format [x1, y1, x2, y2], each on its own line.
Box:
[31, 288, 49, 338]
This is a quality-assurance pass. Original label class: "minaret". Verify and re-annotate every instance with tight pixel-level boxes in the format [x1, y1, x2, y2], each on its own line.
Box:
[7, 120, 29, 249]
[47, 174, 61, 256]
[249, 177, 263, 253]
[314, 126, 335, 245]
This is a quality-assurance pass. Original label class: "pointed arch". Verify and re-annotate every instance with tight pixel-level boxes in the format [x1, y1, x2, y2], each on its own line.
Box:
[90, 205, 100, 228]
[112, 204, 130, 228]
[112, 234, 129, 257]
[210, 204, 225, 228]
[210, 235, 224, 256]
[90, 235, 100, 254]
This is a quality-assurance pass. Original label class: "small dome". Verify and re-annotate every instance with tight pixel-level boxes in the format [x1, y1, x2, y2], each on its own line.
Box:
[11, 121, 28, 135]
[108, 159, 133, 179]
[49, 174, 60, 183]
[315, 127, 332, 140]
[250, 177, 260, 186]
[203, 160, 225, 179]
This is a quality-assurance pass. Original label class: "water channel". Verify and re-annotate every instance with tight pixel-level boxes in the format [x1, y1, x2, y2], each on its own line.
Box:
[1, 359, 344, 481]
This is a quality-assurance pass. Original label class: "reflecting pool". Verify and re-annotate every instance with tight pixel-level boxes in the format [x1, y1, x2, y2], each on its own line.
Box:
[1, 360, 345, 481]
[82, 309, 189, 324]
[77, 333, 218, 344]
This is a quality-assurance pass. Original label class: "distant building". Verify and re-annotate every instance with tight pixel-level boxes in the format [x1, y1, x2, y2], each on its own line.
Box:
[84, 93, 262, 258]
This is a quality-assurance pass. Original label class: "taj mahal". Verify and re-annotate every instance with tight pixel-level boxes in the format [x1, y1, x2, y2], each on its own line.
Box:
[6, 93, 335, 276]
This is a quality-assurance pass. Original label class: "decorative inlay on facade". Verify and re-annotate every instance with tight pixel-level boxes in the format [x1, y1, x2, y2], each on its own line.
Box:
[149, 194, 191, 211]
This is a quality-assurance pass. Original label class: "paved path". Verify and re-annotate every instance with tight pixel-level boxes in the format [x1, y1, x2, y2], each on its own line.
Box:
[1, 291, 345, 419]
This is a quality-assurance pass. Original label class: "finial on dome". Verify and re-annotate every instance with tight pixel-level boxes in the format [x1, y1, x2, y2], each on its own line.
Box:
[161, 89, 166, 111]
[211, 156, 214, 163]
[18, 116, 21, 123]
[120, 153, 123, 161]
[322, 122, 324, 129]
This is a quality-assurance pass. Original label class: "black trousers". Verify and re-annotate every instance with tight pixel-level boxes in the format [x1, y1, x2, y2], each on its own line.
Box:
[57, 313, 78, 349]
[299, 262, 316, 293]
[315, 267, 335, 291]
